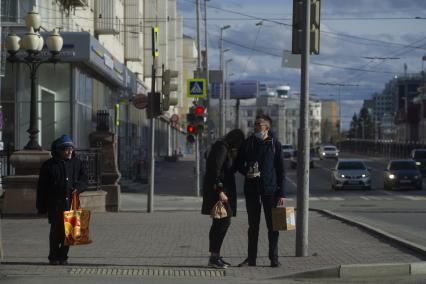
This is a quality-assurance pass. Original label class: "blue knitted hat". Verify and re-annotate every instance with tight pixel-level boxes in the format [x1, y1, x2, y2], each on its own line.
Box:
[55, 135, 74, 150]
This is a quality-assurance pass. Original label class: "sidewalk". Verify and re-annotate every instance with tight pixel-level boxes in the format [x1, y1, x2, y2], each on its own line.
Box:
[1, 158, 425, 282]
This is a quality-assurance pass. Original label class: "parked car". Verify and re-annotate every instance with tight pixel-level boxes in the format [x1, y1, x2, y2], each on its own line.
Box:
[411, 149, 426, 176]
[331, 159, 371, 190]
[319, 145, 339, 160]
[290, 151, 314, 169]
[384, 160, 422, 190]
[282, 144, 295, 158]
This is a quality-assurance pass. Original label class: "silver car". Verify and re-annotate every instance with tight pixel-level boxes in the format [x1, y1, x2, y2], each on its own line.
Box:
[319, 145, 339, 160]
[331, 159, 372, 190]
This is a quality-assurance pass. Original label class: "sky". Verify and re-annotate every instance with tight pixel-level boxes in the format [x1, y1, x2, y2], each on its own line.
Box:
[176, 0, 426, 129]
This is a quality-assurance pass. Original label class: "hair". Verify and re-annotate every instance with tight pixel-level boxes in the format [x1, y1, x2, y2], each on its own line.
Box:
[224, 129, 245, 149]
[255, 114, 272, 128]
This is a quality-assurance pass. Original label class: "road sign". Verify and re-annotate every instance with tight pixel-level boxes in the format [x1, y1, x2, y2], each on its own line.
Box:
[187, 78, 207, 98]
[132, 94, 148, 109]
[170, 114, 179, 122]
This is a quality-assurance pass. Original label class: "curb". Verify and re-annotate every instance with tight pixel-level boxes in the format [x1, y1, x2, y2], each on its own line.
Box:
[310, 208, 426, 257]
[281, 262, 426, 279]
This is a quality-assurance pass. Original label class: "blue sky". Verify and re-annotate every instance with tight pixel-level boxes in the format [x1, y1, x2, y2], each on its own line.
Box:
[177, 0, 426, 128]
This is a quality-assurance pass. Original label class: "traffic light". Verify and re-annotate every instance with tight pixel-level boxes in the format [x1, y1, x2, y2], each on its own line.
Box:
[194, 105, 206, 134]
[292, 0, 321, 55]
[147, 92, 161, 119]
[162, 69, 179, 111]
[186, 107, 196, 144]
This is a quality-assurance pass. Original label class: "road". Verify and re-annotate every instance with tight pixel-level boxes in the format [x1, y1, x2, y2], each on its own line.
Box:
[279, 152, 426, 249]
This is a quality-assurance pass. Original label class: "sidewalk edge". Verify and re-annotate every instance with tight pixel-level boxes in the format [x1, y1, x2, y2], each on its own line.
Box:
[310, 208, 426, 257]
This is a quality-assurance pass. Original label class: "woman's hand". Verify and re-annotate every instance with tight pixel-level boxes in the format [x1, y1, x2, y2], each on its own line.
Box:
[219, 192, 228, 203]
[277, 197, 286, 206]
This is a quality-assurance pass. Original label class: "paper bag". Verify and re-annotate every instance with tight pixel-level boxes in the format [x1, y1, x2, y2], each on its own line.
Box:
[272, 207, 295, 231]
[210, 201, 228, 219]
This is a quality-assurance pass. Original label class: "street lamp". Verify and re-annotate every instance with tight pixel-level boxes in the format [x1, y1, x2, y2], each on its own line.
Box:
[219, 25, 230, 137]
[5, 7, 63, 150]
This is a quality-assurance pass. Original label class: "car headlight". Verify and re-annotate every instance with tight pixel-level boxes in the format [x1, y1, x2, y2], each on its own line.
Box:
[388, 174, 395, 179]
[362, 174, 367, 178]
[414, 175, 421, 179]
[340, 174, 345, 178]
[335, 152, 338, 155]
[322, 152, 326, 155]
[416, 161, 421, 166]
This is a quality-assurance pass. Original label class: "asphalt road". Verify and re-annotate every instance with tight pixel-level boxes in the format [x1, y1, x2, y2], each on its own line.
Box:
[280, 153, 426, 249]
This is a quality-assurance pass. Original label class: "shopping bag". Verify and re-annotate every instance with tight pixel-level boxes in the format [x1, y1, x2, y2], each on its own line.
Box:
[63, 192, 92, 246]
[272, 207, 295, 231]
[210, 201, 228, 219]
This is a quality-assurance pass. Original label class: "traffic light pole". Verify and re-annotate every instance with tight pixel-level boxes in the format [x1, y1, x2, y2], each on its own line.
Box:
[296, 0, 311, 257]
[148, 39, 157, 213]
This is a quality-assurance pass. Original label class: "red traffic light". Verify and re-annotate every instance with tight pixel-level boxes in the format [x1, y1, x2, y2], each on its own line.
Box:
[194, 106, 205, 115]
[187, 124, 195, 134]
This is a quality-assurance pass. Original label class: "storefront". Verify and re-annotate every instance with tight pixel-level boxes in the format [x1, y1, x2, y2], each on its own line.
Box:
[0, 31, 136, 150]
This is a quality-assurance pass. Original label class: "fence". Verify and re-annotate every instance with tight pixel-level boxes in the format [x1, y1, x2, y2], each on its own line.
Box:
[337, 139, 426, 159]
[0, 147, 15, 179]
[75, 148, 102, 190]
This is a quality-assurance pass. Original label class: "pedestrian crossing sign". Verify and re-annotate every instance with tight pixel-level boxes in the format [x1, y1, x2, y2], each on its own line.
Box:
[187, 78, 207, 98]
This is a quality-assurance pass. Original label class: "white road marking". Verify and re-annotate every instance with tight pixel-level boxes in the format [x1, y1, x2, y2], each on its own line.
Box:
[399, 196, 426, 201]
[285, 176, 297, 188]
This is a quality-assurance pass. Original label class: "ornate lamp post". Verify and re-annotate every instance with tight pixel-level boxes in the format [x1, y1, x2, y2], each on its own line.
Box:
[5, 7, 63, 150]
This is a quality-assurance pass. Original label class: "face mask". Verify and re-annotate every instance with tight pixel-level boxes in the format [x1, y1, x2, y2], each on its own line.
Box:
[255, 131, 266, 140]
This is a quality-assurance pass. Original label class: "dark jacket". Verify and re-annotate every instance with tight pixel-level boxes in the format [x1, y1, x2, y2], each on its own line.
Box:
[201, 140, 237, 216]
[236, 132, 285, 197]
[36, 151, 88, 223]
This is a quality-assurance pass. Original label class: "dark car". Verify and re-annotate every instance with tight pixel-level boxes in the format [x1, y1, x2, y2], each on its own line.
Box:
[411, 149, 426, 176]
[384, 160, 422, 190]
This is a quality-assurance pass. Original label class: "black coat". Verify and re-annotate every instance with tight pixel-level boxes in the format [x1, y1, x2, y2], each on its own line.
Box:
[36, 154, 88, 223]
[236, 132, 285, 197]
[201, 140, 237, 216]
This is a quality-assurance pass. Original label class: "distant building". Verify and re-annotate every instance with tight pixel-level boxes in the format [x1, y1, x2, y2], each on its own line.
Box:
[321, 100, 339, 144]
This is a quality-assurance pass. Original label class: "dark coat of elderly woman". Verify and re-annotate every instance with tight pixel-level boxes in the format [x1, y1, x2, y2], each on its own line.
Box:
[36, 135, 88, 266]
[201, 129, 245, 269]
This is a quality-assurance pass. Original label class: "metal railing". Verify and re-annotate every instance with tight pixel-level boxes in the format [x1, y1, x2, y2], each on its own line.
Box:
[75, 148, 102, 190]
[0, 147, 15, 179]
[337, 139, 426, 159]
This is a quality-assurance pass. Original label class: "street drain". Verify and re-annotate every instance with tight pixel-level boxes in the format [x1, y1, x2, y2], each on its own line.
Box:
[69, 267, 225, 278]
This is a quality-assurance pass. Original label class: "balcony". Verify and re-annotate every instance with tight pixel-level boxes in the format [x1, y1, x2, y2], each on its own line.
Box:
[58, 0, 89, 10]
[94, 0, 120, 35]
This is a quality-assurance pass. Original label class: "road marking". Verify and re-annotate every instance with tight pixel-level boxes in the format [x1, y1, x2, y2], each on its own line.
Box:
[376, 189, 395, 196]
[360, 196, 393, 201]
[310, 197, 345, 201]
[285, 176, 297, 188]
[399, 196, 426, 201]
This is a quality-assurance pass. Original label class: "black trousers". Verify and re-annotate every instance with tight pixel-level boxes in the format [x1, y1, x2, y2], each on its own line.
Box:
[209, 217, 231, 254]
[49, 214, 69, 261]
[245, 193, 278, 262]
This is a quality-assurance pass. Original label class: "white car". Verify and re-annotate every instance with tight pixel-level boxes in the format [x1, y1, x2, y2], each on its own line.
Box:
[331, 159, 372, 190]
[319, 145, 339, 160]
[282, 144, 295, 158]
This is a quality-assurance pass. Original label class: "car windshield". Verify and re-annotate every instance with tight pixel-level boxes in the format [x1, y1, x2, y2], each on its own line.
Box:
[413, 151, 426, 159]
[324, 147, 336, 151]
[337, 161, 366, 170]
[389, 161, 417, 170]
[282, 145, 293, 150]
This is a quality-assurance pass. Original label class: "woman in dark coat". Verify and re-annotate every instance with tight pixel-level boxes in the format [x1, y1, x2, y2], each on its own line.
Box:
[36, 135, 88, 265]
[201, 129, 245, 269]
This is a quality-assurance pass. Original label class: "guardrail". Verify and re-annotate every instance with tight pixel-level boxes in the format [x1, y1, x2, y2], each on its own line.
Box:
[337, 139, 426, 159]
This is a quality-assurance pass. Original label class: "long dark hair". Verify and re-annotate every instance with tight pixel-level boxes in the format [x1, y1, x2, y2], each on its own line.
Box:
[224, 129, 245, 149]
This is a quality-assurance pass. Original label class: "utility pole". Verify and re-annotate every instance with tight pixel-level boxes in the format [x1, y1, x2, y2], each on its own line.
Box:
[219, 25, 230, 137]
[148, 26, 159, 213]
[295, 0, 311, 257]
[195, 0, 202, 196]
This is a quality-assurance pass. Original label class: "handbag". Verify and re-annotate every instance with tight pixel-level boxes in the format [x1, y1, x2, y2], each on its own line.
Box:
[63, 192, 92, 246]
[210, 201, 228, 219]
